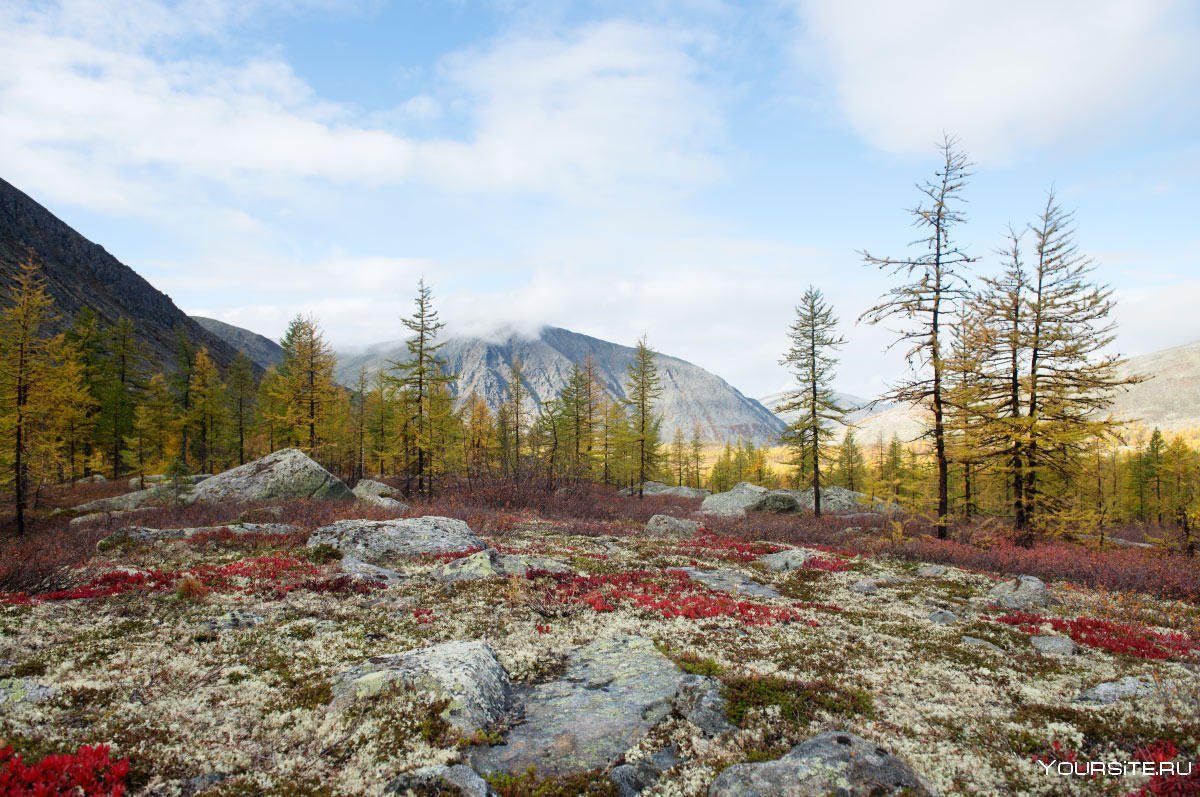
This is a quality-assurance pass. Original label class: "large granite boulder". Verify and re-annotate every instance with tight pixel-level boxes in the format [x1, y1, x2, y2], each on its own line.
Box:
[986, 575, 1054, 610]
[332, 640, 511, 734]
[470, 636, 685, 776]
[186, 448, 353, 504]
[625, 481, 711, 499]
[351, 479, 409, 511]
[709, 730, 932, 796]
[307, 516, 485, 561]
[700, 483, 768, 517]
[72, 485, 173, 514]
[748, 490, 803, 514]
[646, 515, 703, 537]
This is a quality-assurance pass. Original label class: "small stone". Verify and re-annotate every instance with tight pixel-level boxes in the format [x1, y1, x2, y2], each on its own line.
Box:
[849, 580, 878, 595]
[384, 764, 490, 796]
[755, 549, 811, 572]
[916, 564, 946, 578]
[674, 674, 735, 735]
[204, 610, 264, 632]
[987, 574, 1054, 609]
[0, 677, 56, 706]
[680, 568, 779, 599]
[1031, 635, 1076, 656]
[646, 515, 702, 537]
[1076, 676, 1155, 704]
[611, 746, 683, 796]
[928, 609, 959, 625]
[961, 636, 1005, 655]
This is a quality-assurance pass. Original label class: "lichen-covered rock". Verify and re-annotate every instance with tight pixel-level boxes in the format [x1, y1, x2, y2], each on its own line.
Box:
[679, 568, 779, 599]
[470, 636, 684, 777]
[673, 674, 734, 735]
[307, 516, 485, 561]
[341, 555, 406, 586]
[755, 548, 811, 572]
[107, 522, 297, 546]
[916, 564, 947, 578]
[709, 730, 932, 797]
[203, 610, 264, 632]
[435, 549, 505, 582]
[961, 636, 1005, 655]
[928, 609, 959, 625]
[624, 481, 711, 499]
[748, 490, 803, 514]
[73, 485, 173, 514]
[186, 448, 353, 504]
[700, 483, 768, 517]
[0, 677, 56, 706]
[384, 764, 492, 796]
[849, 580, 879, 595]
[646, 515, 702, 537]
[1031, 635, 1076, 656]
[352, 479, 409, 511]
[611, 746, 683, 796]
[1076, 676, 1156, 704]
[333, 640, 511, 734]
[986, 574, 1054, 609]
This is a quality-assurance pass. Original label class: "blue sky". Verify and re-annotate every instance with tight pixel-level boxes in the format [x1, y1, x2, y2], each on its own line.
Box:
[1, 0, 1197, 398]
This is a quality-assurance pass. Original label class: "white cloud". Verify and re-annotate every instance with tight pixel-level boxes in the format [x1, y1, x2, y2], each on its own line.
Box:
[793, 0, 1200, 159]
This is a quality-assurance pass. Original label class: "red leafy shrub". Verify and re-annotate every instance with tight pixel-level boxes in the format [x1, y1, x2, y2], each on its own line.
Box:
[676, 534, 788, 562]
[991, 612, 1199, 661]
[803, 556, 855, 573]
[184, 528, 306, 550]
[1126, 741, 1200, 797]
[0, 744, 129, 796]
[531, 569, 813, 626]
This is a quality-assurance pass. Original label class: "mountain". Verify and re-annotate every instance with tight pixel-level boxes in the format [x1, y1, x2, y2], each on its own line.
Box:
[757, 390, 887, 427]
[0, 177, 250, 372]
[192, 316, 284, 370]
[337, 326, 787, 444]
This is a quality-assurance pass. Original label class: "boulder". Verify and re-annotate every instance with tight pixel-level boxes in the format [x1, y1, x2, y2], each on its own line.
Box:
[680, 567, 780, 599]
[333, 640, 511, 734]
[674, 674, 734, 735]
[99, 523, 296, 549]
[434, 549, 506, 583]
[916, 564, 947, 578]
[470, 636, 685, 777]
[849, 580, 879, 595]
[987, 575, 1054, 610]
[352, 479, 410, 511]
[611, 746, 683, 796]
[307, 516, 485, 562]
[646, 515, 703, 537]
[1076, 676, 1156, 704]
[341, 555, 406, 586]
[700, 483, 769, 517]
[625, 481, 711, 499]
[928, 609, 959, 625]
[384, 764, 491, 796]
[72, 485, 172, 514]
[755, 549, 811, 572]
[1031, 635, 1076, 656]
[709, 730, 932, 797]
[186, 448, 353, 504]
[748, 491, 803, 514]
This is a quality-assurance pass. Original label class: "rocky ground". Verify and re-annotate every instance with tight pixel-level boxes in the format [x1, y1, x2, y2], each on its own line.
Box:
[1, 456, 1198, 796]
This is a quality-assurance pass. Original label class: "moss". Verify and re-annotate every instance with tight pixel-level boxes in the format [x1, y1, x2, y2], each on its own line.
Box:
[485, 767, 618, 797]
[281, 679, 333, 711]
[11, 657, 47, 677]
[301, 543, 342, 564]
[1011, 703, 1199, 754]
[777, 570, 829, 602]
[720, 675, 874, 727]
[672, 651, 725, 678]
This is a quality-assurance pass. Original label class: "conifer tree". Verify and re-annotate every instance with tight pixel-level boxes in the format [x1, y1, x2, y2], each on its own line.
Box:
[271, 314, 337, 456]
[97, 317, 144, 479]
[125, 373, 174, 484]
[778, 286, 847, 516]
[625, 336, 663, 497]
[835, 428, 867, 493]
[505, 357, 527, 482]
[187, 347, 225, 473]
[689, 423, 704, 489]
[226, 353, 256, 466]
[861, 136, 975, 538]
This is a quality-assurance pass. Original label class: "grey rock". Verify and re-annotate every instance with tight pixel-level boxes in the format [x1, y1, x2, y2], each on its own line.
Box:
[1076, 676, 1156, 704]
[928, 609, 959, 625]
[987, 575, 1054, 610]
[73, 485, 172, 514]
[352, 479, 410, 511]
[961, 636, 1005, 655]
[307, 516, 485, 562]
[431, 548, 572, 583]
[186, 448, 353, 504]
[709, 730, 932, 797]
[341, 555, 406, 586]
[625, 481, 711, 499]
[674, 674, 734, 735]
[680, 567, 779, 599]
[203, 610, 264, 631]
[384, 764, 492, 796]
[849, 580, 879, 595]
[128, 474, 166, 488]
[179, 772, 228, 796]
[749, 490, 803, 514]
[78, 473, 107, 483]
[700, 482, 768, 517]
[1031, 635, 1077, 656]
[496, 553, 573, 578]
[102, 522, 296, 547]
[470, 635, 684, 777]
[646, 514, 703, 537]
[0, 677, 56, 706]
[333, 640, 511, 734]
[916, 564, 947, 578]
[755, 548, 812, 572]
[611, 746, 683, 796]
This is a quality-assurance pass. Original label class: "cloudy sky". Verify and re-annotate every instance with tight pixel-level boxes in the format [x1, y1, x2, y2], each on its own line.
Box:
[2, 0, 1197, 399]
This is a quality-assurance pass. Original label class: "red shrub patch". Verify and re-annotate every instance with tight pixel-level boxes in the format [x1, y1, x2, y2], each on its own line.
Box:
[422, 547, 484, 563]
[991, 612, 1199, 661]
[184, 528, 304, 550]
[803, 556, 854, 573]
[0, 744, 129, 796]
[676, 534, 788, 563]
[531, 569, 811, 626]
[1126, 741, 1200, 797]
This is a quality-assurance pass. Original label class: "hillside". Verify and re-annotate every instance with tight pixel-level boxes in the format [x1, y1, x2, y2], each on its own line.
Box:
[337, 326, 787, 444]
[0, 177, 250, 373]
[192, 316, 284, 370]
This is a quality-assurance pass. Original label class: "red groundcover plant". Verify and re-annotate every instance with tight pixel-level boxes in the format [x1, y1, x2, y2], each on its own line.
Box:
[991, 612, 1199, 661]
[1126, 741, 1200, 797]
[0, 744, 129, 796]
[675, 534, 788, 562]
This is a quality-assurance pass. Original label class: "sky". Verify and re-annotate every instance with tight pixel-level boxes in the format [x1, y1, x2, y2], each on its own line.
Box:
[1, 0, 1198, 400]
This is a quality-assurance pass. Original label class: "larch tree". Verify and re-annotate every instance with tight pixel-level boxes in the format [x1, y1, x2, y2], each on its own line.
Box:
[98, 317, 144, 480]
[689, 423, 704, 489]
[226, 353, 256, 466]
[505, 356, 527, 482]
[625, 336, 663, 497]
[187, 347, 226, 473]
[777, 286, 847, 516]
[861, 136, 975, 538]
[273, 314, 337, 456]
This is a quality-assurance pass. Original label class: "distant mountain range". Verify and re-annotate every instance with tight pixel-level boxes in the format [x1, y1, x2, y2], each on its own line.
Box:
[192, 316, 284, 369]
[334, 327, 788, 444]
[0, 177, 251, 373]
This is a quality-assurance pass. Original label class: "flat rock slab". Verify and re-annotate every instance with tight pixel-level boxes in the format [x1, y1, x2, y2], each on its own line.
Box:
[434, 548, 573, 582]
[680, 568, 780, 599]
[470, 635, 684, 777]
[756, 549, 811, 572]
[709, 730, 932, 797]
[916, 565, 947, 578]
[961, 636, 1005, 655]
[186, 448, 353, 504]
[109, 523, 297, 545]
[307, 516, 485, 562]
[987, 575, 1054, 610]
[1031, 635, 1077, 656]
[0, 677, 56, 706]
[646, 515, 703, 537]
[73, 485, 173, 514]
[341, 555, 406, 586]
[384, 764, 490, 796]
[1076, 676, 1156, 704]
[928, 609, 959, 625]
[333, 640, 511, 734]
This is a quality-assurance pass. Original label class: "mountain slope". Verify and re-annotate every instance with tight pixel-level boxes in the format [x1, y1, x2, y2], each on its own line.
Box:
[0, 177, 249, 372]
[192, 316, 284, 370]
[337, 327, 787, 443]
